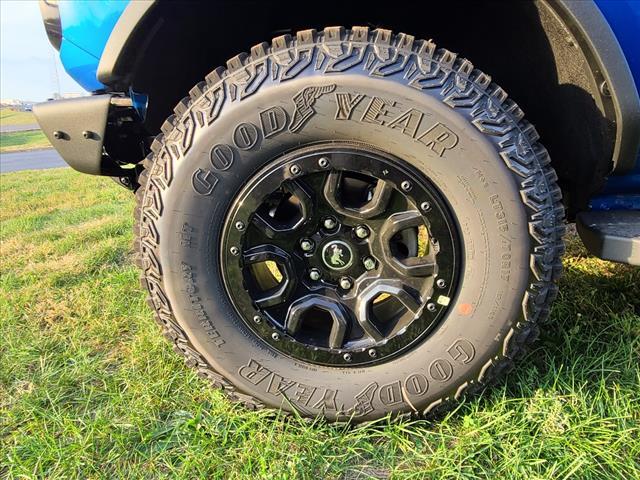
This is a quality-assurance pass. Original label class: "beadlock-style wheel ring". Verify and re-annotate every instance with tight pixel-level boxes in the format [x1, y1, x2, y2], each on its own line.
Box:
[220, 143, 462, 366]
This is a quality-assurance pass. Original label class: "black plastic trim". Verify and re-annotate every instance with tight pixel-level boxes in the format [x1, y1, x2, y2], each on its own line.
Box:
[576, 211, 640, 265]
[545, 0, 640, 174]
[33, 95, 130, 176]
[97, 0, 157, 87]
[38, 0, 62, 51]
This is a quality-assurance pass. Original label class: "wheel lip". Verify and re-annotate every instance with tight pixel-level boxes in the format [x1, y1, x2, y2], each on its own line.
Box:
[219, 141, 463, 367]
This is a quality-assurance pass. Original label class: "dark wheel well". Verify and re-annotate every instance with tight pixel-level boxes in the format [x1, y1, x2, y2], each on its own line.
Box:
[126, 0, 614, 217]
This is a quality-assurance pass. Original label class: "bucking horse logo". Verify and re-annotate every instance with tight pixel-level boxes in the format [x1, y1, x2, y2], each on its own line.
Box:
[329, 244, 346, 267]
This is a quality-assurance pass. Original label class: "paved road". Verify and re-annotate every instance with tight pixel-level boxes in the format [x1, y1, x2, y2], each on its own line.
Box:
[0, 148, 67, 173]
[0, 123, 40, 133]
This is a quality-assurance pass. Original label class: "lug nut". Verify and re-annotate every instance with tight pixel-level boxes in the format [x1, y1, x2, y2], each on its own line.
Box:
[436, 278, 446, 289]
[420, 201, 431, 212]
[427, 303, 436, 312]
[290, 164, 301, 175]
[368, 348, 377, 358]
[271, 332, 281, 341]
[318, 157, 330, 168]
[354, 225, 369, 239]
[363, 256, 377, 271]
[309, 268, 321, 281]
[235, 220, 245, 231]
[401, 180, 412, 191]
[300, 239, 314, 252]
[339, 277, 353, 290]
[323, 217, 337, 230]
[253, 315, 262, 324]
[229, 246, 240, 256]
[343, 353, 352, 362]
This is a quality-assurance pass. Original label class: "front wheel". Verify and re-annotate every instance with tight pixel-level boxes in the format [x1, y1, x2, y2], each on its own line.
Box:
[135, 26, 565, 421]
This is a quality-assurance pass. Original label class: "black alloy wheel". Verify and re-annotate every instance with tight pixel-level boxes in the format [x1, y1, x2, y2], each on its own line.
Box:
[221, 144, 461, 367]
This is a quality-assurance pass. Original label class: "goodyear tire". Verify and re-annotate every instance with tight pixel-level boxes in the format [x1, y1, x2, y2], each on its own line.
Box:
[135, 27, 565, 421]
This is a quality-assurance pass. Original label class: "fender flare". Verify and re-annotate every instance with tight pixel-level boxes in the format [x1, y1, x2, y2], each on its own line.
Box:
[96, 0, 157, 88]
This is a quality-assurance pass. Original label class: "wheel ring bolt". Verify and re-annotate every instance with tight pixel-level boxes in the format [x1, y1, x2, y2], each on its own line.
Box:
[229, 246, 240, 256]
[420, 201, 431, 212]
[343, 353, 352, 362]
[427, 303, 436, 312]
[300, 239, 314, 252]
[253, 315, 262, 324]
[363, 256, 377, 271]
[290, 164, 301, 175]
[339, 277, 353, 290]
[368, 348, 377, 358]
[323, 217, 337, 230]
[401, 180, 412, 191]
[318, 157, 330, 168]
[235, 220, 245, 231]
[354, 225, 369, 239]
[436, 278, 446, 289]
[271, 332, 281, 341]
[309, 268, 321, 281]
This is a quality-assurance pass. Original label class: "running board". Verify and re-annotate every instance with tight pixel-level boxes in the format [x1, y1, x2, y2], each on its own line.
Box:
[576, 211, 640, 266]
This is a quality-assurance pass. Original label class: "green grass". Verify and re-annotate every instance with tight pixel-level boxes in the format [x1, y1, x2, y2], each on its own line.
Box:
[0, 130, 51, 153]
[1, 168, 639, 479]
[0, 109, 37, 127]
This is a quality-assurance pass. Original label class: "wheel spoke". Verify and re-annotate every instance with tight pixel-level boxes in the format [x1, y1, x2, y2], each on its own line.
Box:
[242, 244, 296, 308]
[378, 210, 436, 277]
[355, 278, 422, 342]
[323, 171, 393, 219]
[285, 295, 349, 349]
[251, 179, 314, 239]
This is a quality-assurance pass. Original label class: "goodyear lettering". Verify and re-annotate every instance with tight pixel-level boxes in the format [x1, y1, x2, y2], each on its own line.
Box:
[333, 93, 459, 157]
[335, 92, 365, 120]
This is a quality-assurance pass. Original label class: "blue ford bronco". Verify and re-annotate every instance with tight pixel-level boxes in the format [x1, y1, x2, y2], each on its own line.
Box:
[35, 0, 639, 421]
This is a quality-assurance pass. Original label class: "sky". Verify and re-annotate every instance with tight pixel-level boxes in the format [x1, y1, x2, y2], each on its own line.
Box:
[1, 0, 83, 102]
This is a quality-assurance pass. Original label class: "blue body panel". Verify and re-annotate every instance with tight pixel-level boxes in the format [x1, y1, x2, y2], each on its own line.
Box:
[58, 0, 128, 91]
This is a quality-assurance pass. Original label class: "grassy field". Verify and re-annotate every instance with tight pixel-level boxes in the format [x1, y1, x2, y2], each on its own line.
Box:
[0, 130, 51, 153]
[1, 168, 638, 479]
[0, 108, 36, 126]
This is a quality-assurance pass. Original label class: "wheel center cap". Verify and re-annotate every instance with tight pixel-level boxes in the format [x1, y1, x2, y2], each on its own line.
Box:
[321, 240, 354, 271]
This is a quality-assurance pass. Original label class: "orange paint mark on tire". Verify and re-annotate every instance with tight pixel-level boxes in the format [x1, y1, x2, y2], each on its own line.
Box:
[458, 303, 473, 316]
